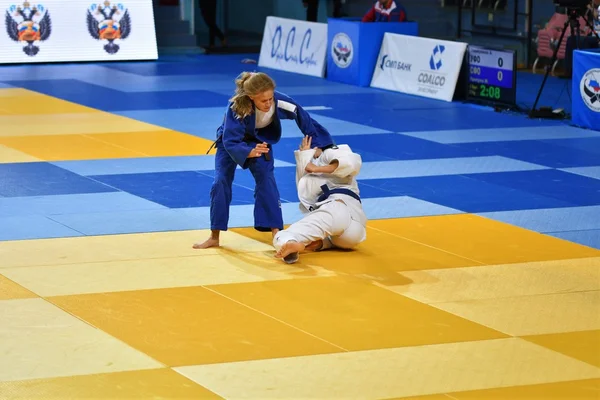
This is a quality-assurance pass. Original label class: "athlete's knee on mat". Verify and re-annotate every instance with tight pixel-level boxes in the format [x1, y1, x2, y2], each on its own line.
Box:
[273, 231, 293, 251]
[330, 222, 366, 250]
[330, 236, 358, 250]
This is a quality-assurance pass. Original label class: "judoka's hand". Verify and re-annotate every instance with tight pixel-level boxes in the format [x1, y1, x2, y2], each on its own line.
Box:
[249, 142, 269, 158]
[299, 136, 312, 151]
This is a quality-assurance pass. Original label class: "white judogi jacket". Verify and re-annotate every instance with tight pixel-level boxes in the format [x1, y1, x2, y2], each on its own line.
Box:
[293, 144, 367, 227]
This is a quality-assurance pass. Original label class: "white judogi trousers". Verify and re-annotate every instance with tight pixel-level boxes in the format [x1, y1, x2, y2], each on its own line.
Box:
[273, 195, 367, 251]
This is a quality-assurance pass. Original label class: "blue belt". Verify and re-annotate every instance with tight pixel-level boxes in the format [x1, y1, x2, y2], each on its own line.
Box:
[317, 184, 361, 203]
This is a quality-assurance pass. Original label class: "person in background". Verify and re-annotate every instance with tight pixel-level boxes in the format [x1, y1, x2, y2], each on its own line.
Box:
[303, 0, 343, 22]
[362, 0, 407, 22]
[563, 0, 600, 78]
[199, 0, 226, 48]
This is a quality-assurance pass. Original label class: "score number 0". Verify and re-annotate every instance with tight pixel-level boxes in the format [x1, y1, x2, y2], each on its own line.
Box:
[469, 54, 505, 82]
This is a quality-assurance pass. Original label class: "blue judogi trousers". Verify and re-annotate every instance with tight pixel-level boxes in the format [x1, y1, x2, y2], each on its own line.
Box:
[210, 139, 284, 232]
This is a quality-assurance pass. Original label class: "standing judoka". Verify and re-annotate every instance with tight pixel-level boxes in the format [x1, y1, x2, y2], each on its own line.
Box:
[273, 136, 367, 263]
[194, 72, 335, 249]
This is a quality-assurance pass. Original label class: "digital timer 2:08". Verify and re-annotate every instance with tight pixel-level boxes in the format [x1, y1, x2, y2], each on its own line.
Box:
[478, 84, 502, 99]
[465, 45, 517, 107]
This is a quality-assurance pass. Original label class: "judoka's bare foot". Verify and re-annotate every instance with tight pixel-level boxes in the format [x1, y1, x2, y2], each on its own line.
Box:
[305, 240, 323, 251]
[275, 241, 305, 263]
[193, 238, 219, 249]
[193, 230, 220, 249]
[271, 228, 280, 238]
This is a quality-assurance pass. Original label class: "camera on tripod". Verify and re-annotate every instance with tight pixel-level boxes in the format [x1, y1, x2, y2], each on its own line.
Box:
[529, 0, 598, 118]
[554, 0, 592, 16]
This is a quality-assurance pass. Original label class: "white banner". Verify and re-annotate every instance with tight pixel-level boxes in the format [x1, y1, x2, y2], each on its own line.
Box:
[0, 0, 158, 64]
[370, 33, 467, 102]
[258, 16, 327, 78]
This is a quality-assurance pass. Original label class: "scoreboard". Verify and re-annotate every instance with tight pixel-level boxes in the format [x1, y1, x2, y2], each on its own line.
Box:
[466, 45, 517, 107]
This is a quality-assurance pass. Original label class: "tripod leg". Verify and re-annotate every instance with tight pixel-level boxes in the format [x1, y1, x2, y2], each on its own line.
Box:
[529, 18, 570, 117]
[582, 13, 600, 41]
[551, 59, 559, 75]
[564, 20, 580, 79]
[532, 57, 539, 73]
[575, 21, 581, 51]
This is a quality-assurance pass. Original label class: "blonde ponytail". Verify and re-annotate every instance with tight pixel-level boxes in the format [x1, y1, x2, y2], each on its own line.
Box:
[229, 72, 276, 119]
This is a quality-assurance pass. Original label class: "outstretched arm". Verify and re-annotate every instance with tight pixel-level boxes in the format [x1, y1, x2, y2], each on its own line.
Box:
[294, 136, 317, 186]
[277, 94, 335, 149]
[294, 103, 335, 148]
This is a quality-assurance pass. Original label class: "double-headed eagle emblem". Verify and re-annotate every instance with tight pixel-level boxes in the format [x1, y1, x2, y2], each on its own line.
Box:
[333, 42, 351, 64]
[5, 2, 52, 56]
[87, 1, 131, 54]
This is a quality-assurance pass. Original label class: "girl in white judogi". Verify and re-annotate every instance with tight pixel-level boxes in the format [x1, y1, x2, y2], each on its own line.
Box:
[273, 136, 367, 263]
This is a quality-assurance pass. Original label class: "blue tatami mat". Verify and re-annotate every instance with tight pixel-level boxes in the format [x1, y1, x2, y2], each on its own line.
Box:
[0, 163, 116, 197]
[479, 205, 600, 233]
[0, 53, 598, 245]
[52, 156, 293, 176]
[0, 192, 165, 217]
[549, 230, 600, 249]
[0, 215, 83, 241]
[401, 125, 600, 144]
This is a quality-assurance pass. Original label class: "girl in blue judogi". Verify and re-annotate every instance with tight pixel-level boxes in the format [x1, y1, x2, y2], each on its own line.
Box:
[194, 71, 335, 249]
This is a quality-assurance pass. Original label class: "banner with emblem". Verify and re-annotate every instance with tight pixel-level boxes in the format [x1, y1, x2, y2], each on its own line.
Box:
[370, 33, 467, 102]
[572, 49, 600, 131]
[0, 0, 157, 64]
[327, 19, 359, 85]
[326, 18, 418, 87]
[258, 16, 328, 78]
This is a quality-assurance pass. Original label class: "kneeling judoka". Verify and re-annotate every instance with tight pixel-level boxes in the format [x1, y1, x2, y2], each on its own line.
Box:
[273, 136, 367, 263]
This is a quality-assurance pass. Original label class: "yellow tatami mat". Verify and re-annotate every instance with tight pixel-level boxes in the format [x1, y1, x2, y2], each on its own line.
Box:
[0, 88, 214, 160]
[0, 215, 598, 398]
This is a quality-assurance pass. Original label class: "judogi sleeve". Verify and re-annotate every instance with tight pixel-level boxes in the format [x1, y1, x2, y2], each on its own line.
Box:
[276, 93, 335, 149]
[222, 107, 254, 168]
[294, 149, 316, 187]
[321, 145, 362, 178]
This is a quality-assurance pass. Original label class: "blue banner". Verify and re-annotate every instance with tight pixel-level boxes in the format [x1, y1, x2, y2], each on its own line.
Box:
[327, 19, 361, 85]
[326, 18, 418, 87]
[572, 49, 600, 131]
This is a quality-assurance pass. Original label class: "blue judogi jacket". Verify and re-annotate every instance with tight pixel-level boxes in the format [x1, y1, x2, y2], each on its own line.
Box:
[215, 91, 335, 169]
